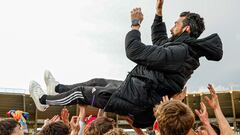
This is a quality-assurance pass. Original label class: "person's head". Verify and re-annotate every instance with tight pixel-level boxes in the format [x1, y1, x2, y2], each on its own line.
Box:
[83, 117, 116, 135]
[170, 11, 205, 39]
[103, 128, 129, 135]
[38, 121, 70, 135]
[0, 118, 24, 135]
[154, 100, 195, 135]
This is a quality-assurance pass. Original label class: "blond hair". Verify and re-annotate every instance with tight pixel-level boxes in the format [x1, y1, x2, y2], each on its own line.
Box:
[104, 128, 129, 135]
[154, 100, 195, 135]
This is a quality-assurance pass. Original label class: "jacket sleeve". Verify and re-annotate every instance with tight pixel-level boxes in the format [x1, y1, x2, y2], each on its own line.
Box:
[151, 15, 168, 46]
[125, 30, 188, 70]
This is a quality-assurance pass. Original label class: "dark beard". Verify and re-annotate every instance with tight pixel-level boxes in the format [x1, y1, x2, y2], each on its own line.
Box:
[170, 32, 186, 41]
[170, 34, 179, 41]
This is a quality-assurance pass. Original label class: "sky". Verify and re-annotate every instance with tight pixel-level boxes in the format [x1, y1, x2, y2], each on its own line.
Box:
[0, 0, 239, 93]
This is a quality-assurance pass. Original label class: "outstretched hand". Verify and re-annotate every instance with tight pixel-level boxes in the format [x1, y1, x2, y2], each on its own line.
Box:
[160, 95, 170, 104]
[70, 116, 80, 135]
[131, 7, 144, 23]
[195, 102, 210, 126]
[204, 84, 220, 110]
[42, 115, 60, 128]
[172, 87, 187, 101]
[156, 0, 164, 16]
[60, 107, 70, 126]
[50, 115, 60, 123]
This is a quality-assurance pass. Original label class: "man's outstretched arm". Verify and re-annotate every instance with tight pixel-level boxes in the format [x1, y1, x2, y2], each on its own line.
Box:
[125, 30, 187, 70]
[151, 0, 168, 46]
[126, 8, 187, 70]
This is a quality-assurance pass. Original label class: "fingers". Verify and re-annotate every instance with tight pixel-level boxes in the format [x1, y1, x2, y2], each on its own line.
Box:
[195, 109, 201, 117]
[133, 7, 141, 12]
[195, 102, 207, 116]
[61, 108, 69, 120]
[87, 115, 92, 121]
[50, 115, 60, 123]
[131, 7, 143, 15]
[160, 95, 173, 104]
[51, 115, 58, 121]
[200, 102, 206, 113]
[70, 116, 78, 123]
[70, 116, 80, 127]
[71, 116, 78, 120]
[204, 96, 212, 107]
[61, 108, 69, 115]
[162, 95, 169, 102]
[208, 84, 216, 95]
[204, 96, 210, 102]
[55, 115, 60, 121]
[131, 7, 144, 24]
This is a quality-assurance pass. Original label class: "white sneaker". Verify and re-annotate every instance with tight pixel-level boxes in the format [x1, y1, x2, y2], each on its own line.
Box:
[44, 70, 59, 95]
[29, 81, 49, 111]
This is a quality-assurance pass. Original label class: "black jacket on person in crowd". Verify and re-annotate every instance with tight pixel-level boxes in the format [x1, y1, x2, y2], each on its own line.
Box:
[104, 15, 223, 128]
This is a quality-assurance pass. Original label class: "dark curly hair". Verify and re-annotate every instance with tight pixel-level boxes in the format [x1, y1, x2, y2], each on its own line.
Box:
[0, 118, 20, 135]
[180, 11, 205, 38]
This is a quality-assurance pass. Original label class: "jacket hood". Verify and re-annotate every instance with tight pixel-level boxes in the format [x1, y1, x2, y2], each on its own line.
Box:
[186, 33, 223, 61]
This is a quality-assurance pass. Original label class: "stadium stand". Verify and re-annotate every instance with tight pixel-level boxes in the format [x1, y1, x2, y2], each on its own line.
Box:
[1, 90, 240, 132]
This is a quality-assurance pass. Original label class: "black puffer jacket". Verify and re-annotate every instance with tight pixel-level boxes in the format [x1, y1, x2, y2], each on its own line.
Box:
[104, 15, 223, 128]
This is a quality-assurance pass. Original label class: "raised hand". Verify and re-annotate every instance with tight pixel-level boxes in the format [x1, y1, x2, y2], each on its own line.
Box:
[42, 115, 60, 128]
[195, 102, 210, 126]
[156, 0, 164, 16]
[204, 84, 233, 135]
[70, 116, 80, 135]
[50, 115, 60, 123]
[60, 107, 70, 126]
[131, 7, 144, 23]
[172, 87, 187, 101]
[195, 101, 218, 135]
[160, 95, 170, 104]
[204, 84, 220, 110]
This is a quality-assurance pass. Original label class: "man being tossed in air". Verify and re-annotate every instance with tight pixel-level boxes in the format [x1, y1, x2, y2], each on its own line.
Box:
[30, 0, 223, 128]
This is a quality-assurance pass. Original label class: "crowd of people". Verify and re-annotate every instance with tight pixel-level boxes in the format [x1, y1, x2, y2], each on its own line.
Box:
[0, 84, 233, 135]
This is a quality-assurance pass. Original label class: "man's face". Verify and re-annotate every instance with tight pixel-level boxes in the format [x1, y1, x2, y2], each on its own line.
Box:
[170, 16, 187, 38]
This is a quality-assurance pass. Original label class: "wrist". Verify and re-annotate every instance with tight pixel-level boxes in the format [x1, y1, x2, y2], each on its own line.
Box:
[131, 25, 140, 30]
[131, 19, 141, 27]
[71, 130, 78, 135]
[156, 9, 162, 16]
[213, 106, 221, 111]
[202, 121, 211, 126]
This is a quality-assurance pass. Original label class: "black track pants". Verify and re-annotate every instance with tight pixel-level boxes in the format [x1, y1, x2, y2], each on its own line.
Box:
[45, 85, 117, 109]
[55, 78, 122, 93]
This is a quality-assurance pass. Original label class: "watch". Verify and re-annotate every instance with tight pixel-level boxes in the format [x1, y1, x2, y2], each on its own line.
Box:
[131, 19, 141, 26]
